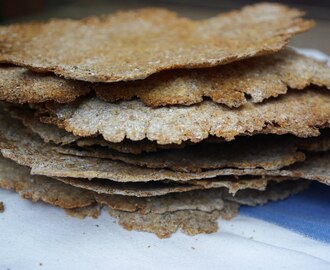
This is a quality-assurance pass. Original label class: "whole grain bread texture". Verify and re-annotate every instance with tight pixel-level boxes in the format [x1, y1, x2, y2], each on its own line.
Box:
[107, 180, 309, 238]
[1, 49, 329, 108]
[0, 3, 313, 82]
[55, 135, 306, 172]
[0, 108, 328, 184]
[56, 176, 272, 197]
[0, 154, 308, 238]
[0, 66, 90, 103]
[95, 49, 330, 107]
[40, 89, 330, 144]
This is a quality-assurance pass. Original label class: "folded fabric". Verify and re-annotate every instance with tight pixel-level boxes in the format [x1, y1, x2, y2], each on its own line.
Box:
[241, 182, 330, 243]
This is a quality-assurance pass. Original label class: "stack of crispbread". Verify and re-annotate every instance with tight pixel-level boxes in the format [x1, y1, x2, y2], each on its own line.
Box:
[0, 3, 329, 238]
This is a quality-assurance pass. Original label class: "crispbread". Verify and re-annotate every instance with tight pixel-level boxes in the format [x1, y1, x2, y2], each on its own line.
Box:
[0, 4, 313, 82]
[1, 49, 329, 108]
[95, 49, 330, 107]
[76, 138, 186, 154]
[40, 89, 330, 144]
[5, 104, 185, 153]
[0, 66, 90, 103]
[57, 176, 270, 197]
[0, 108, 328, 184]
[0, 155, 95, 208]
[56, 135, 305, 172]
[226, 180, 310, 206]
[65, 204, 102, 219]
[7, 106, 78, 145]
[108, 209, 224, 238]
[0, 154, 308, 238]
[108, 180, 309, 238]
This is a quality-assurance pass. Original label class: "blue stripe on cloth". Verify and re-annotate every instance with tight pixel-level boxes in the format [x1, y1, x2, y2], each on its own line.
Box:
[240, 182, 330, 243]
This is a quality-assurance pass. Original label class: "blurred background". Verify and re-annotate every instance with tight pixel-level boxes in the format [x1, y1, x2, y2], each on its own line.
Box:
[1, 0, 329, 54]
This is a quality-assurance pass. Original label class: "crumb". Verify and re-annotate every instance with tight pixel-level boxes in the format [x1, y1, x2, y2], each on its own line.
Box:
[39, 263, 43, 266]
[191, 247, 195, 250]
[147, 245, 150, 248]
[82, 232, 86, 235]
[95, 224, 99, 227]
[0, 202, 4, 213]
[249, 236, 254, 240]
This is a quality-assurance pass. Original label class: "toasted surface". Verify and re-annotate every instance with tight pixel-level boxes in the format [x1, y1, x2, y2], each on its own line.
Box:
[66, 204, 102, 219]
[0, 66, 90, 103]
[226, 180, 310, 206]
[107, 180, 307, 238]
[56, 135, 306, 172]
[0, 4, 313, 82]
[5, 104, 185, 153]
[57, 176, 270, 197]
[7, 106, 78, 145]
[1, 49, 328, 108]
[0, 108, 328, 183]
[109, 209, 223, 238]
[95, 49, 330, 107]
[0, 152, 310, 238]
[76, 138, 186, 154]
[41, 89, 330, 144]
[0, 155, 95, 208]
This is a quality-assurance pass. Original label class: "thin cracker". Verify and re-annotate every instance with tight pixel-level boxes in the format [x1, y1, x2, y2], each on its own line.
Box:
[41, 89, 330, 144]
[107, 180, 308, 238]
[56, 135, 305, 172]
[95, 49, 330, 107]
[0, 66, 90, 103]
[0, 108, 328, 184]
[0, 156, 95, 209]
[0, 4, 313, 82]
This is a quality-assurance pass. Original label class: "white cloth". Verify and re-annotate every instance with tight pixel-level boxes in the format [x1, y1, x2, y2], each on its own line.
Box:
[1, 189, 330, 269]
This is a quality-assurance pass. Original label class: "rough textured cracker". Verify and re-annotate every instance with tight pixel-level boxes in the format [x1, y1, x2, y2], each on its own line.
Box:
[56, 135, 305, 172]
[0, 66, 90, 103]
[0, 154, 308, 238]
[95, 49, 330, 107]
[0, 156, 95, 209]
[108, 208, 222, 238]
[77, 138, 186, 154]
[0, 110, 232, 182]
[41, 90, 330, 144]
[2, 49, 328, 108]
[107, 180, 306, 238]
[5, 105, 184, 153]
[7, 104, 330, 155]
[226, 180, 310, 206]
[65, 204, 102, 219]
[0, 4, 313, 82]
[57, 176, 270, 197]
[96, 189, 226, 214]
[99, 180, 307, 214]
[0, 109, 328, 184]
[7, 106, 79, 145]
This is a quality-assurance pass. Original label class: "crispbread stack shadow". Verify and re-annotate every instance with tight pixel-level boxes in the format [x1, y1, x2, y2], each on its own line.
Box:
[0, 3, 329, 238]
